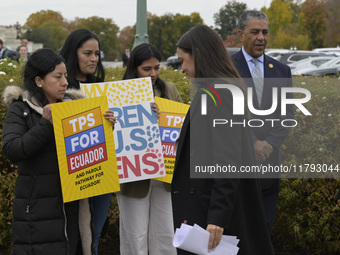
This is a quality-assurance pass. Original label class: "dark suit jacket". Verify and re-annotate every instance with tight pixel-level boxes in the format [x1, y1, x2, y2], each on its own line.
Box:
[122, 52, 129, 67]
[171, 86, 274, 255]
[0, 48, 9, 59]
[232, 51, 294, 189]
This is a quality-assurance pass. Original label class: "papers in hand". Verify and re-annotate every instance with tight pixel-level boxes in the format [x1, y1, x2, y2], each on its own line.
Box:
[173, 223, 239, 255]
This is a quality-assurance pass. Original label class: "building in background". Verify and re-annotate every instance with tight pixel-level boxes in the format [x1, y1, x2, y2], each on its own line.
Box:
[0, 26, 43, 53]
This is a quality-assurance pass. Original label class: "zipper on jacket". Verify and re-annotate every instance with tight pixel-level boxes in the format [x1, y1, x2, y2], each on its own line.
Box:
[25, 175, 37, 213]
[62, 203, 70, 254]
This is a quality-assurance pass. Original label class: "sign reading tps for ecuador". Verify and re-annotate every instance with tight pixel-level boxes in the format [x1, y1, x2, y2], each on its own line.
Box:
[51, 96, 120, 203]
[81, 78, 166, 183]
[154, 97, 189, 184]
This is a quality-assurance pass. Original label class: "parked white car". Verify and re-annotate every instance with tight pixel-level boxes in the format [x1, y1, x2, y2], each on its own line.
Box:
[265, 49, 290, 60]
[293, 56, 340, 76]
[312, 47, 340, 53]
[312, 47, 340, 57]
[289, 56, 336, 75]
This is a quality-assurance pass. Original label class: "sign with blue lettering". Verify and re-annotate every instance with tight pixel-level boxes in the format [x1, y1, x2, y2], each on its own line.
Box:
[154, 97, 189, 184]
[51, 97, 120, 202]
[81, 78, 166, 183]
[65, 125, 106, 155]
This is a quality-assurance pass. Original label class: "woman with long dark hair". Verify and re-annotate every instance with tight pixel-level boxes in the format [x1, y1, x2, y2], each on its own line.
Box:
[116, 43, 182, 255]
[60, 29, 105, 89]
[172, 24, 275, 255]
[60, 29, 111, 254]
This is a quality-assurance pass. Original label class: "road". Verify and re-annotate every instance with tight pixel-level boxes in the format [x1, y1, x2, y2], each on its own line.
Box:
[102, 61, 123, 68]
[102, 61, 168, 68]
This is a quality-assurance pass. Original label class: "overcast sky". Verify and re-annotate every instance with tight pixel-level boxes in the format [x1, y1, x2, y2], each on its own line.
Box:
[1, 0, 270, 30]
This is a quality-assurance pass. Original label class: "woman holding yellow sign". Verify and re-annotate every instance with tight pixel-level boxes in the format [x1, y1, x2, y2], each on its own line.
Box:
[2, 48, 116, 255]
[116, 43, 182, 255]
[60, 29, 112, 255]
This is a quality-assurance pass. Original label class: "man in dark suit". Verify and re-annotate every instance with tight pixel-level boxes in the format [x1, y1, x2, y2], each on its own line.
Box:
[122, 47, 130, 67]
[231, 10, 294, 234]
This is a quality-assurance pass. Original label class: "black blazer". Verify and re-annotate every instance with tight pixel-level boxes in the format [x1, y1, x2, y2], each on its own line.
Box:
[171, 86, 274, 255]
[231, 50, 294, 166]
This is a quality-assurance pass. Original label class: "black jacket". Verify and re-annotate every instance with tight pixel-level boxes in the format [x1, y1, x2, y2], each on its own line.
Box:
[171, 86, 275, 255]
[2, 86, 93, 255]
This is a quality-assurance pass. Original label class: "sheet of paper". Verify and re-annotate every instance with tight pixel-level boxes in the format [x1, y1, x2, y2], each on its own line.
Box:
[221, 235, 240, 246]
[173, 223, 239, 255]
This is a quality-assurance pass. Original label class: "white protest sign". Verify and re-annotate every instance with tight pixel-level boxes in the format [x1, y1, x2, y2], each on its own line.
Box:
[81, 78, 166, 183]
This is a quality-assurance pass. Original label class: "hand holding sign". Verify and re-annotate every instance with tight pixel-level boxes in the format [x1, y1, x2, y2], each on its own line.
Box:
[43, 104, 53, 123]
[154, 97, 190, 184]
[103, 109, 117, 126]
[151, 103, 160, 119]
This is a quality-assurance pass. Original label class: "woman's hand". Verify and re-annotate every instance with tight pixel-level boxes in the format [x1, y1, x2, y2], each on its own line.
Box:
[206, 224, 224, 252]
[103, 110, 117, 126]
[151, 103, 160, 119]
[42, 104, 53, 124]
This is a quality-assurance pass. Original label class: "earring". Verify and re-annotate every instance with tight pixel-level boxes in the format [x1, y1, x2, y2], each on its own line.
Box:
[38, 85, 42, 87]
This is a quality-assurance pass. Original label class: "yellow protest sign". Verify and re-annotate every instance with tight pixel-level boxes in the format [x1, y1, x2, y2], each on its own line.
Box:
[51, 96, 120, 203]
[154, 97, 190, 183]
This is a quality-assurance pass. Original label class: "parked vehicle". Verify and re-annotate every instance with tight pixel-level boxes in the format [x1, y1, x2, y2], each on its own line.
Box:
[301, 67, 339, 77]
[312, 47, 340, 57]
[289, 56, 336, 76]
[312, 47, 340, 54]
[166, 54, 181, 69]
[227, 47, 240, 56]
[265, 49, 290, 60]
[299, 56, 340, 77]
[167, 48, 241, 69]
[276, 51, 327, 65]
[166, 48, 241, 69]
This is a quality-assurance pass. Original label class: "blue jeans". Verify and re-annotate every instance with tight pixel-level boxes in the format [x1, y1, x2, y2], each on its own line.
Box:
[91, 193, 112, 254]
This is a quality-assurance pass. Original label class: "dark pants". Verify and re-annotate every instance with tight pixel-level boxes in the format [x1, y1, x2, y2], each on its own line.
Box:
[92, 193, 112, 254]
[64, 200, 83, 255]
[261, 179, 281, 234]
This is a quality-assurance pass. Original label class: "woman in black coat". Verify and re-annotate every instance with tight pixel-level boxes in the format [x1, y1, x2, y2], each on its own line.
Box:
[172, 24, 275, 255]
[2, 48, 116, 255]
